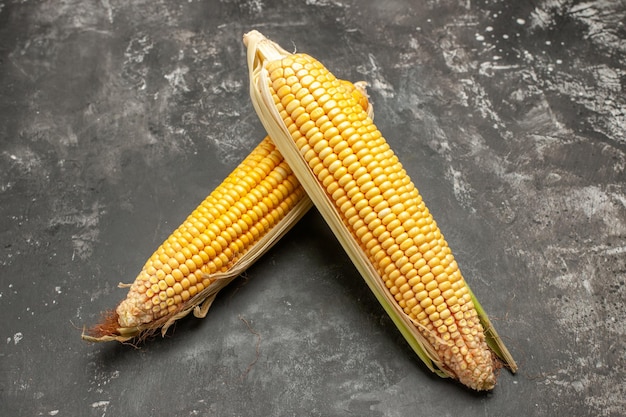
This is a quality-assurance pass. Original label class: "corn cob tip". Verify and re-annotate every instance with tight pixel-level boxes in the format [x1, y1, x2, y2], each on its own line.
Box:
[82, 310, 119, 338]
[81, 310, 140, 343]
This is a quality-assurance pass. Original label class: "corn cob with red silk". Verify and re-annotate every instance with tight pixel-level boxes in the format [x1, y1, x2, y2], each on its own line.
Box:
[82, 78, 371, 343]
[244, 30, 516, 390]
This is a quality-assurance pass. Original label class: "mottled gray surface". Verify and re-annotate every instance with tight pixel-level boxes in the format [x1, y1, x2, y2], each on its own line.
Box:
[1, 0, 625, 416]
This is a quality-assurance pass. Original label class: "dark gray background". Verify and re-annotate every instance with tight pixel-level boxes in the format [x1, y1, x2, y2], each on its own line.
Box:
[1, 0, 624, 416]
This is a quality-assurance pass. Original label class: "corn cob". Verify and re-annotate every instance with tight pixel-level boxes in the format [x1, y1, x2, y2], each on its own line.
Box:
[244, 30, 516, 390]
[82, 136, 308, 342]
[82, 78, 371, 343]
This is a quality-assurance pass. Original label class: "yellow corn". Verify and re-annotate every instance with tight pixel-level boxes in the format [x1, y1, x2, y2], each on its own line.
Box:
[245, 30, 516, 391]
[83, 79, 371, 343]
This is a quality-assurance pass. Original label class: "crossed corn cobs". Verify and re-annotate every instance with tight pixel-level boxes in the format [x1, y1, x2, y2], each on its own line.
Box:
[83, 31, 517, 391]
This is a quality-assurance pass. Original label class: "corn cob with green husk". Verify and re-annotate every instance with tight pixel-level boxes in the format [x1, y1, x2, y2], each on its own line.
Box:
[244, 30, 516, 391]
[82, 80, 371, 343]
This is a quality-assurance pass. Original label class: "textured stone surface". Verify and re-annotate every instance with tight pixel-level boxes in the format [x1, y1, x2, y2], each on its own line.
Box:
[1, 0, 624, 416]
